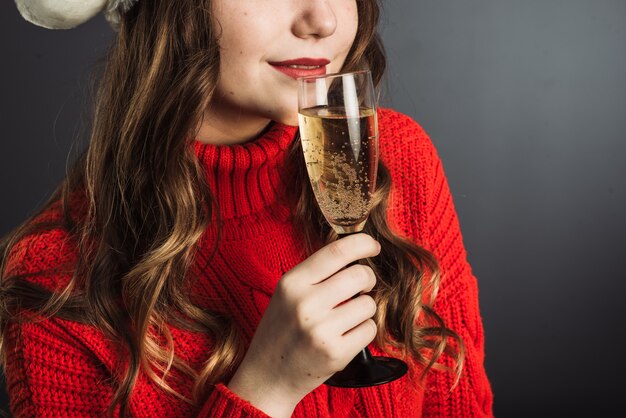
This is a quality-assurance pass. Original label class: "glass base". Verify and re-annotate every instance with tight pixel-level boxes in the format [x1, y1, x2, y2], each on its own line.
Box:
[325, 349, 408, 388]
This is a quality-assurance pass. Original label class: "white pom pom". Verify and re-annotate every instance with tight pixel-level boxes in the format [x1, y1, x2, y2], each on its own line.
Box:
[103, 0, 138, 31]
[15, 0, 108, 30]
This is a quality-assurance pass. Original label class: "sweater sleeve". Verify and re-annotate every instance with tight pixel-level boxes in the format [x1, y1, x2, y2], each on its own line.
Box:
[419, 137, 495, 418]
[4, 318, 114, 416]
[2, 229, 270, 417]
[4, 318, 270, 417]
[198, 384, 271, 417]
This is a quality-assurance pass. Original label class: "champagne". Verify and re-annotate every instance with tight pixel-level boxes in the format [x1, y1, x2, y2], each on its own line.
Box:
[297, 71, 408, 387]
[298, 106, 379, 234]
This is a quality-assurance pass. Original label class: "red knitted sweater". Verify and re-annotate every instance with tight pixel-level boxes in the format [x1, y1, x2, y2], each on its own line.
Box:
[2, 108, 494, 417]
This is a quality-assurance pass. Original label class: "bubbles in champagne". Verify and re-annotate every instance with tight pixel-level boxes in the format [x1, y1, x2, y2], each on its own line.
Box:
[298, 106, 379, 231]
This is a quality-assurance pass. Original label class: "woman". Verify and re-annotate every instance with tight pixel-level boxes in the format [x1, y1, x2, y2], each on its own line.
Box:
[1, 0, 494, 416]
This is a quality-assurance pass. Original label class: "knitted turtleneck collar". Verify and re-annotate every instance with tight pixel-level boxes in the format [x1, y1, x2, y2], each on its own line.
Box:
[192, 121, 299, 221]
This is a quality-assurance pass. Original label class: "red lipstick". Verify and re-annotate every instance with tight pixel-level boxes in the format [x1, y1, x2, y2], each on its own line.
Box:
[268, 58, 330, 80]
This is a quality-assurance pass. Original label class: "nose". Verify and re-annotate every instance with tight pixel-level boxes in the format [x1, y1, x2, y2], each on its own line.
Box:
[292, 0, 337, 39]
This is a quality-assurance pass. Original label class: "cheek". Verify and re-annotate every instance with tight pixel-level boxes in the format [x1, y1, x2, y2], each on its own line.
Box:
[218, 32, 257, 70]
[215, 2, 279, 60]
[336, 3, 360, 64]
[215, 34, 263, 97]
[216, 13, 275, 86]
[348, 2, 359, 40]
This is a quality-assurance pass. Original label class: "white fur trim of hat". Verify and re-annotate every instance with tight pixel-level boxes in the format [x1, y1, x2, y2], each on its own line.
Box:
[15, 0, 138, 30]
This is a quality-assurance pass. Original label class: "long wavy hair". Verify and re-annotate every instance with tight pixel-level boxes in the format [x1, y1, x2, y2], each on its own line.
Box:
[0, 0, 465, 415]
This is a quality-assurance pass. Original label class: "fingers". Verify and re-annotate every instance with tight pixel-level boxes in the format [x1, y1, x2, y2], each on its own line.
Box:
[312, 263, 376, 310]
[289, 233, 381, 286]
[341, 317, 378, 350]
[327, 294, 377, 336]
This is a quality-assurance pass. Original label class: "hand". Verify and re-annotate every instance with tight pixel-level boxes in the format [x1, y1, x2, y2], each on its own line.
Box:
[227, 233, 381, 417]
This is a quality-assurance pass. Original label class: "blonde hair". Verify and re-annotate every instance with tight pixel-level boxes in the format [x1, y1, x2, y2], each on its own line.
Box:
[1, 1, 464, 415]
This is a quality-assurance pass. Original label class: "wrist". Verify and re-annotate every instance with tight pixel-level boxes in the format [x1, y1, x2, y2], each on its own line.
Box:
[227, 365, 300, 418]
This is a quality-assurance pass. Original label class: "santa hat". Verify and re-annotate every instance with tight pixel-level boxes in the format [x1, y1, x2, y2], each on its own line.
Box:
[15, 0, 138, 30]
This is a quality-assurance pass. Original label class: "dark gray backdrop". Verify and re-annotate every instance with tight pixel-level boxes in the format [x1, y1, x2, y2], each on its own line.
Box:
[1, 1, 624, 417]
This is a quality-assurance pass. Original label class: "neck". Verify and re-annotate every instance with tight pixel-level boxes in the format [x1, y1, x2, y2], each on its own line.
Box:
[196, 101, 272, 146]
[192, 120, 299, 221]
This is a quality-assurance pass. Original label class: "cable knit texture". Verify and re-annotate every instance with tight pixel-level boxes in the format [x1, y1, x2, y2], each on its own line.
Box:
[2, 108, 494, 417]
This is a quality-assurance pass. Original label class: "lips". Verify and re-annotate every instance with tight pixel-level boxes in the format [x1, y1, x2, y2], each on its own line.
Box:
[268, 58, 331, 79]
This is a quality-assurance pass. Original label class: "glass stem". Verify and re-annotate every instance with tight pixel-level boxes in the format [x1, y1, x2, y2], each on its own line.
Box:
[337, 231, 375, 365]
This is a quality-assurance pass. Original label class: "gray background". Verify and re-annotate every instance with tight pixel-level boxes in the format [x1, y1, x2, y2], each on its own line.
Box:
[1, 0, 625, 416]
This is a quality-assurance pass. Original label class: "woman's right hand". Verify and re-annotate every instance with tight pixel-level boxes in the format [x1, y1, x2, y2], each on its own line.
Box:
[226, 233, 381, 417]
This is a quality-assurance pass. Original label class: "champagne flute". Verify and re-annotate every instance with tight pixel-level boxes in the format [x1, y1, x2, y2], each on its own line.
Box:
[297, 70, 408, 387]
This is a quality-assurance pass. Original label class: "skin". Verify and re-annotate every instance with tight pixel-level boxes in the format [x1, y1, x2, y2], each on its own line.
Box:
[196, 0, 359, 145]
[228, 233, 380, 417]
[199, 2, 377, 417]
